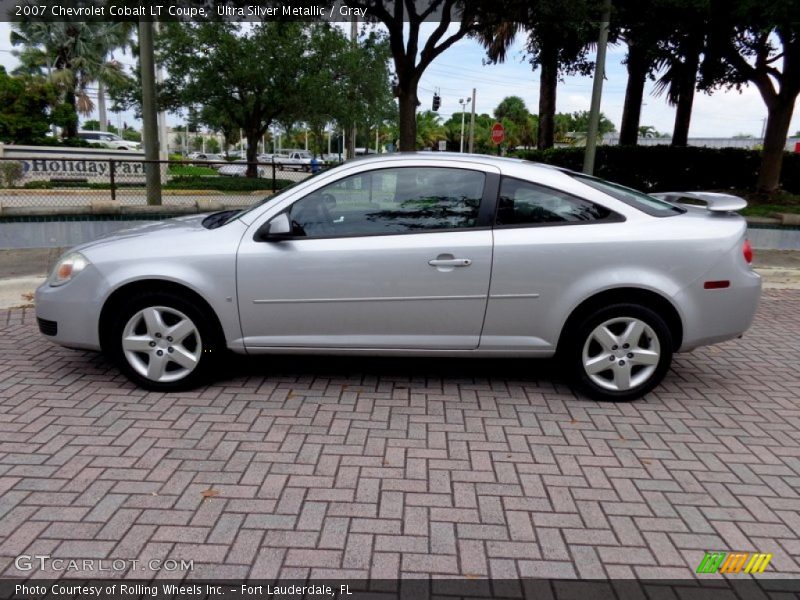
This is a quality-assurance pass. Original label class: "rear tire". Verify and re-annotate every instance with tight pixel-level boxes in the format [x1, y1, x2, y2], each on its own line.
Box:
[563, 303, 672, 401]
[107, 291, 222, 391]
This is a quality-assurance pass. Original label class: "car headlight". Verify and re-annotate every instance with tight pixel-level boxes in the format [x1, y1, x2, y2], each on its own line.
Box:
[48, 252, 91, 287]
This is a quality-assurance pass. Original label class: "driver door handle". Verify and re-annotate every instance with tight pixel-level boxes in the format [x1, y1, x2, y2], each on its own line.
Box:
[428, 258, 472, 267]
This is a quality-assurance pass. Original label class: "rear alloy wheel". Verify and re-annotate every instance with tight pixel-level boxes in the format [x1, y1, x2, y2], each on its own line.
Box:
[110, 292, 220, 391]
[568, 304, 672, 401]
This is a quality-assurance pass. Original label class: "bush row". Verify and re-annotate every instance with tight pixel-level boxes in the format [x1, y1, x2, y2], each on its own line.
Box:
[165, 175, 295, 191]
[20, 176, 295, 192]
[512, 146, 800, 194]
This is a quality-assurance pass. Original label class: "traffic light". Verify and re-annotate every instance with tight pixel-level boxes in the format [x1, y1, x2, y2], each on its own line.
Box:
[432, 94, 441, 112]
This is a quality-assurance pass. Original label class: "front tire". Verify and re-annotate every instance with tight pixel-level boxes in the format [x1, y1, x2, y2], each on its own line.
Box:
[564, 303, 673, 401]
[108, 291, 221, 391]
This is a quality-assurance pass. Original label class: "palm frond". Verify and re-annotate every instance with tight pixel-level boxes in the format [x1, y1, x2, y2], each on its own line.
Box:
[476, 22, 521, 64]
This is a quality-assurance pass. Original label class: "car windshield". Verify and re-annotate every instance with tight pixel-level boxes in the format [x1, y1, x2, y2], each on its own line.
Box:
[570, 172, 685, 217]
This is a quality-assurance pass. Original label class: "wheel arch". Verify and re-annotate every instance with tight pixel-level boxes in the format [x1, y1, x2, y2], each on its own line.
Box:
[98, 279, 225, 353]
[556, 287, 684, 355]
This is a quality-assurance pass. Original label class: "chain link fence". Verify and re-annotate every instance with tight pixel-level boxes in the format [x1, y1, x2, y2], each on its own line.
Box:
[0, 156, 321, 210]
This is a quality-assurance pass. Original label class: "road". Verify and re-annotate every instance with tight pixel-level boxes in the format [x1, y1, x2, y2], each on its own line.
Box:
[0, 290, 799, 581]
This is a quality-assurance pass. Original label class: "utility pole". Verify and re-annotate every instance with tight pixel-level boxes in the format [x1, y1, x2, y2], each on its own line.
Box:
[154, 22, 169, 159]
[583, 0, 612, 175]
[349, 17, 358, 159]
[138, 18, 161, 206]
[468, 88, 476, 153]
[459, 98, 471, 152]
[98, 81, 107, 131]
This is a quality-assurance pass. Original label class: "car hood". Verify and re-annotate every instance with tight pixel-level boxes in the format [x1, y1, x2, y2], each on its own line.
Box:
[69, 214, 215, 257]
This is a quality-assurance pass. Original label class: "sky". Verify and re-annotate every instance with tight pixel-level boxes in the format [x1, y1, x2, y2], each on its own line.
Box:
[1, 20, 799, 139]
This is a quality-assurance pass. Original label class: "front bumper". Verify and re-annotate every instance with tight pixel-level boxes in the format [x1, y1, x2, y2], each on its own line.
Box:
[34, 266, 108, 351]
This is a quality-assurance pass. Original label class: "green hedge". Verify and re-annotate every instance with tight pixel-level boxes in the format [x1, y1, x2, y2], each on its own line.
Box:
[512, 146, 800, 194]
[22, 176, 295, 192]
[164, 175, 294, 192]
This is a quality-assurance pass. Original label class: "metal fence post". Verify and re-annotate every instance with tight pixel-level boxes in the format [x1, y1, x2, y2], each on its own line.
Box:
[271, 156, 276, 191]
[109, 159, 116, 201]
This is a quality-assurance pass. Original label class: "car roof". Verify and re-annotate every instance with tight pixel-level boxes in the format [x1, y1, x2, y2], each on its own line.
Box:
[345, 151, 562, 174]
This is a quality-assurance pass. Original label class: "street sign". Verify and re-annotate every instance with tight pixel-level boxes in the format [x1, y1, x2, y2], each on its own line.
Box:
[438, 140, 447, 151]
[491, 122, 505, 145]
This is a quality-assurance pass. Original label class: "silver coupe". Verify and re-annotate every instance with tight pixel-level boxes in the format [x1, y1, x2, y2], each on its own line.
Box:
[36, 154, 761, 401]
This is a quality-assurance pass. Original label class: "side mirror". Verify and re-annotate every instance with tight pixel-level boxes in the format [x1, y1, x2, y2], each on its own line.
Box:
[256, 212, 292, 241]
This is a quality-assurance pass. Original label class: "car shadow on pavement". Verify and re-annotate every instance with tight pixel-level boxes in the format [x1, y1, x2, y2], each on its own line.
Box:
[222, 353, 571, 387]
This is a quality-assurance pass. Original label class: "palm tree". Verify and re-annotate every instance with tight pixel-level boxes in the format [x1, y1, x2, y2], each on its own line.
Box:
[11, 22, 131, 138]
[415, 111, 445, 149]
[652, 24, 706, 147]
[476, 1, 598, 150]
[96, 23, 134, 132]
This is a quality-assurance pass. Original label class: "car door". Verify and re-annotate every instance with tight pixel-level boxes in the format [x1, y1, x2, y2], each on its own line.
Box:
[236, 164, 498, 350]
[480, 176, 626, 351]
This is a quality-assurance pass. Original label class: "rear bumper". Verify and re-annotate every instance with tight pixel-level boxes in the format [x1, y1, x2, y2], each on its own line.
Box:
[675, 269, 762, 351]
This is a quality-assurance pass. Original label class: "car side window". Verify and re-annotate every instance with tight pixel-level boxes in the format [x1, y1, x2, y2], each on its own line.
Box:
[496, 177, 616, 226]
[288, 167, 485, 238]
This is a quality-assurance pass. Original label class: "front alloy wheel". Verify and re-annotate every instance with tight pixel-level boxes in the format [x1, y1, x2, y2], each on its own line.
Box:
[568, 303, 673, 401]
[109, 291, 221, 391]
[121, 306, 202, 383]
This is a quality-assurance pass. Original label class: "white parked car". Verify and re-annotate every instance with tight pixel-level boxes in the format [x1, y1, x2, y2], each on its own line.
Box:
[78, 131, 141, 151]
[274, 150, 314, 171]
[186, 153, 225, 168]
[218, 160, 268, 178]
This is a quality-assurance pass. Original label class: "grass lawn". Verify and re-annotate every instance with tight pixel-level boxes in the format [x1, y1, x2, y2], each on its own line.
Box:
[736, 190, 800, 217]
[167, 165, 219, 177]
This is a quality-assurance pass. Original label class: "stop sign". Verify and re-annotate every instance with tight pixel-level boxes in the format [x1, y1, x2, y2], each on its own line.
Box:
[491, 122, 505, 145]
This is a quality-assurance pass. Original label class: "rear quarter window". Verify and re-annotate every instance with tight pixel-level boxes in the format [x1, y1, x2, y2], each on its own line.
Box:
[570, 173, 685, 217]
[496, 177, 622, 227]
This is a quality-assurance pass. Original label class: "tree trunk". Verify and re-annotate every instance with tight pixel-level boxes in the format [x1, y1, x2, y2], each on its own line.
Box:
[98, 81, 107, 132]
[246, 130, 261, 178]
[538, 46, 558, 150]
[757, 98, 795, 193]
[671, 35, 701, 147]
[398, 84, 418, 151]
[619, 40, 648, 146]
[64, 90, 79, 139]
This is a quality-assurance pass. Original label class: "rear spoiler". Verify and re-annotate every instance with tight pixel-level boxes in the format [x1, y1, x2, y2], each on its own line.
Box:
[650, 191, 747, 212]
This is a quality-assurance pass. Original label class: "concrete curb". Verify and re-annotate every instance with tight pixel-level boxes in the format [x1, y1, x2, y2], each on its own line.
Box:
[0, 276, 44, 309]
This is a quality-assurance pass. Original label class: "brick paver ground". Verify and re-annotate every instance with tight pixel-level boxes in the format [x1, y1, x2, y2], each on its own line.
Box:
[0, 290, 798, 580]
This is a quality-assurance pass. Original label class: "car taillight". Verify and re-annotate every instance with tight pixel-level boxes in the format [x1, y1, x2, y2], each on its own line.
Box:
[743, 239, 753, 264]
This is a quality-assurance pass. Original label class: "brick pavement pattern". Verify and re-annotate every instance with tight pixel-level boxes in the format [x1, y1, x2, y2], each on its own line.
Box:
[0, 290, 799, 580]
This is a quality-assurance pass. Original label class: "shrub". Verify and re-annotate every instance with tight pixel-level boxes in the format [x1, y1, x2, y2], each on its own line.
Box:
[23, 180, 52, 189]
[0, 161, 24, 187]
[512, 146, 800, 194]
